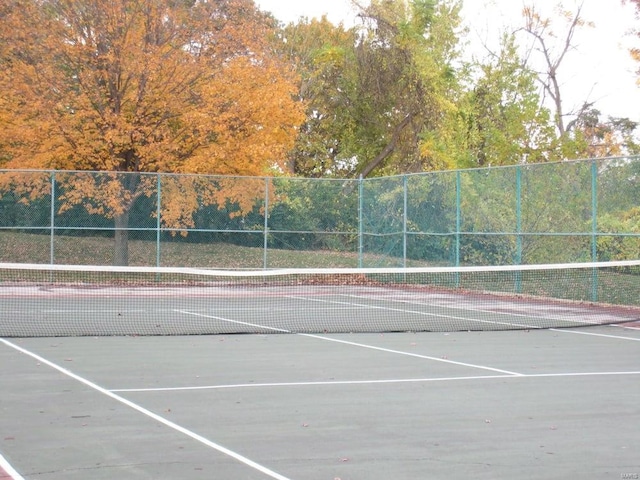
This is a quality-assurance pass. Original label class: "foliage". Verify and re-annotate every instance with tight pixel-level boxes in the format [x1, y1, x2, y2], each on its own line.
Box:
[1, 0, 304, 174]
[518, 2, 639, 158]
[277, 0, 638, 173]
[277, 0, 467, 177]
[1, 158, 638, 266]
[350, 0, 466, 175]
[569, 107, 640, 157]
[597, 208, 640, 261]
[1, 0, 638, 268]
[597, 155, 640, 260]
[624, 0, 640, 79]
[268, 178, 359, 251]
[0, 0, 305, 263]
[275, 17, 360, 177]
[452, 34, 558, 168]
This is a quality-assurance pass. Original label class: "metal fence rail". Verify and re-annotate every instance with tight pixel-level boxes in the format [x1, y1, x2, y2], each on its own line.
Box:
[1, 156, 638, 268]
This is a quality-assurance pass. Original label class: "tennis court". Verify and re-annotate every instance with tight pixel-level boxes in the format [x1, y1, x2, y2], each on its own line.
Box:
[1, 262, 639, 479]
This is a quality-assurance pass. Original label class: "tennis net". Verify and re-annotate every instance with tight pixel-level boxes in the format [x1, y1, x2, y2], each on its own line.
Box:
[1, 260, 639, 337]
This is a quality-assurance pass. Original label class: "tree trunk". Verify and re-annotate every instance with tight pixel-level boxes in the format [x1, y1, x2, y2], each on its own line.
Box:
[359, 113, 414, 178]
[114, 210, 130, 266]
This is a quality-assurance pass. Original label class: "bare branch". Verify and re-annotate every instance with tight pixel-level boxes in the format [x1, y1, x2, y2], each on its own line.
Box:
[520, 1, 590, 136]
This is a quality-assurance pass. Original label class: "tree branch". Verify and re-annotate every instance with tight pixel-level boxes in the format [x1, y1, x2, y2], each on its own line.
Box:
[359, 112, 414, 178]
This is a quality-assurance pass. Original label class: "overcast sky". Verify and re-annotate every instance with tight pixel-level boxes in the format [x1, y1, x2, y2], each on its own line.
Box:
[254, 0, 640, 123]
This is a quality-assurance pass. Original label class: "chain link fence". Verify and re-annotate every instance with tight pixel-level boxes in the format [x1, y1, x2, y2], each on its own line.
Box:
[1, 156, 638, 268]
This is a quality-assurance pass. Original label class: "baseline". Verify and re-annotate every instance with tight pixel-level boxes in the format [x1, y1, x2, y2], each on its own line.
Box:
[550, 328, 640, 341]
[0, 453, 25, 480]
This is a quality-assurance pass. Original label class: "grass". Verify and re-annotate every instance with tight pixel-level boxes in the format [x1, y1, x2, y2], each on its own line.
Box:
[0, 231, 366, 269]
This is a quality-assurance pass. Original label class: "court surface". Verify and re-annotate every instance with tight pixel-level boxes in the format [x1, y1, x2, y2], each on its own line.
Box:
[3, 280, 639, 337]
[2, 318, 640, 480]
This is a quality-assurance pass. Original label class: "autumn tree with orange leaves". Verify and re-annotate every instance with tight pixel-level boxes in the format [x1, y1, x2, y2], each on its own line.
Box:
[0, 0, 304, 264]
[625, 0, 640, 78]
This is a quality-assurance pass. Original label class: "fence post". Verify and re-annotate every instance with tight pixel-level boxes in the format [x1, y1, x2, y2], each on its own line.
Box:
[358, 175, 364, 268]
[455, 171, 461, 269]
[454, 171, 461, 287]
[156, 173, 161, 268]
[263, 177, 269, 269]
[403, 175, 408, 268]
[50, 171, 56, 265]
[515, 166, 523, 293]
[591, 160, 598, 263]
[591, 160, 598, 301]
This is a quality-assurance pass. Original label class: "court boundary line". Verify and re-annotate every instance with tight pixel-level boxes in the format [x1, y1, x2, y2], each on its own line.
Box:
[110, 370, 640, 393]
[550, 328, 640, 341]
[341, 293, 614, 328]
[0, 338, 292, 480]
[612, 323, 640, 330]
[0, 453, 25, 480]
[175, 310, 522, 376]
[290, 295, 543, 330]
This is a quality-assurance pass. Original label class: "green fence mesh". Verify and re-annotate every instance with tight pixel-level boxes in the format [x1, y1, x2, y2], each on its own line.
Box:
[0, 157, 638, 268]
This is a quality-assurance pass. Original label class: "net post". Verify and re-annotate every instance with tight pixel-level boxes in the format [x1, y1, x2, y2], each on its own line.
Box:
[49, 171, 56, 265]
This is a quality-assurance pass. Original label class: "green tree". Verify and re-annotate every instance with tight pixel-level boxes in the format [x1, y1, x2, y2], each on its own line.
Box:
[274, 0, 467, 177]
[597, 155, 640, 261]
[275, 17, 360, 177]
[351, 0, 466, 176]
[452, 34, 558, 168]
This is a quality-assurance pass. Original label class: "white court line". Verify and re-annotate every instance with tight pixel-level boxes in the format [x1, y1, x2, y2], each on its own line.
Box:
[0, 453, 26, 480]
[301, 333, 523, 375]
[612, 323, 640, 330]
[291, 294, 639, 337]
[112, 375, 511, 392]
[0, 338, 291, 480]
[174, 311, 291, 334]
[175, 310, 522, 376]
[290, 295, 542, 330]
[341, 293, 609, 328]
[550, 328, 640, 341]
[111, 370, 640, 393]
